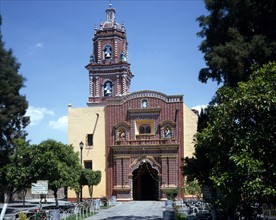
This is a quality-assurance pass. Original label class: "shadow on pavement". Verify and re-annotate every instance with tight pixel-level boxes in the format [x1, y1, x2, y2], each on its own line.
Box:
[97, 216, 162, 220]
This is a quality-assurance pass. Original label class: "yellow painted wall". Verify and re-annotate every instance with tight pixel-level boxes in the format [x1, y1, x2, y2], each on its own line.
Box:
[67, 104, 106, 199]
[183, 104, 198, 158]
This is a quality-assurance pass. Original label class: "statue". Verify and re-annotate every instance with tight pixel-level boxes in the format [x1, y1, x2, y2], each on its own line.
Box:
[165, 127, 172, 138]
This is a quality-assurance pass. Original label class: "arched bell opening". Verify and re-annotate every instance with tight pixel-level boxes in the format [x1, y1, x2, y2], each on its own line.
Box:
[132, 161, 159, 201]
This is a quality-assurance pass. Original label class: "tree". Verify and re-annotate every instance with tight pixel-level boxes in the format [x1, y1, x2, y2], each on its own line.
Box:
[5, 138, 33, 206]
[85, 170, 101, 199]
[186, 2, 276, 217]
[186, 63, 276, 218]
[80, 169, 101, 199]
[30, 139, 82, 207]
[184, 179, 202, 199]
[197, 0, 276, 86]
[0, 16, 30, 204]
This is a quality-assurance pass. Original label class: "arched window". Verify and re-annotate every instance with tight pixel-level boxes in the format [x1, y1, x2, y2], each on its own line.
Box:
[104, 81, 112, 97]
[139, 124, 151, 134]
[103, 45, 112, 59]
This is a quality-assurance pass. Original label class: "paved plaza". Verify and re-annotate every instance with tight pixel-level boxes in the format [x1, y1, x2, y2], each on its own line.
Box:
[85, 201, 164, 220]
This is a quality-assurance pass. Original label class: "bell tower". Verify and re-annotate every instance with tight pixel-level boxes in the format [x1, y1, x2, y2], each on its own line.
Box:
[86, 4, 134, 105]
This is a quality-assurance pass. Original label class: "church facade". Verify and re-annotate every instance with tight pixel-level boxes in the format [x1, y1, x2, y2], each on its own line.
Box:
[68, 4, 198, 201]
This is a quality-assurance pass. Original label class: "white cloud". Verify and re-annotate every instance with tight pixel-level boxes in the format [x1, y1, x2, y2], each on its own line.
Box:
[35, 42, 44, 48]
[49, 116, 68, 132]
[26, 106, 54, 126]
[191, 104, 208, 114]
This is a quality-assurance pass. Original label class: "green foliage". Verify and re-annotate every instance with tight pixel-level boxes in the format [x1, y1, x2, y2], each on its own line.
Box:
[30, 139, 82, 206]
[18, 212, 28, 220]
[30, 139, 82, 189]
[85, 170, 101, 186]
[0, 17, 30, 202]
[80, 169, 101, 199]
[164, 188, 179, 201]
[197, 0, 276, 86]
[186, 63, 276, 217]
[5, 138, 33, 192]
[34, 208, 47, 220]
[184, 179, 202, 199]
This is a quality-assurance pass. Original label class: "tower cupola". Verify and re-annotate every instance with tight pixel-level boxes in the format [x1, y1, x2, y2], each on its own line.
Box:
[106, 4, 115, 22]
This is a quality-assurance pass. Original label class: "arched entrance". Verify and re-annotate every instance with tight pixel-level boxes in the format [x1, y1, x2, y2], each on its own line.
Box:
[132, 162, 159, 201]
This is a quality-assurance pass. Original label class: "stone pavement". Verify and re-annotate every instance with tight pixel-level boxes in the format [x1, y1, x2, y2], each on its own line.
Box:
[85, 201, 165, 220]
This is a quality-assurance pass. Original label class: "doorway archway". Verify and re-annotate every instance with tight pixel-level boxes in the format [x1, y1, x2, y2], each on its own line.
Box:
[132, 162, 159, 201]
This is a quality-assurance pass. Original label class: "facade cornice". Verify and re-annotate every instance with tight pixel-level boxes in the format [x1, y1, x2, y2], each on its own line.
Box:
[110, 143, 179, 150]
[127, 107, 161, 114]
[93, 31, 126, 41]
[86, 62, 131, 70]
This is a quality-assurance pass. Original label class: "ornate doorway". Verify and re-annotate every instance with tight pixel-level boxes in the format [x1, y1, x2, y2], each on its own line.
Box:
[132, 161, 159, 201]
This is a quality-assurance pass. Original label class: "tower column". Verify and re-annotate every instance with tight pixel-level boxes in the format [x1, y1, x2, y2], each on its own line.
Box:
[116, 75, 120, 96]
[89, 76, 94, 97]
[95, 76, 100, 97]
[98, 42, 101, 63]
[114, 40, 118, 62]
[122, 74, 127, 95]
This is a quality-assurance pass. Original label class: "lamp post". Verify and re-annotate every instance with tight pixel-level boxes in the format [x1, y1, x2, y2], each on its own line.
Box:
[79, 141, 84, 202]
[79, 141, 84, 164]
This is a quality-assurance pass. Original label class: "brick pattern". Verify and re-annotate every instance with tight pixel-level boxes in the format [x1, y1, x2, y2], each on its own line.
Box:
[105, 91, 184, 199]
[86, 64, 133, 104]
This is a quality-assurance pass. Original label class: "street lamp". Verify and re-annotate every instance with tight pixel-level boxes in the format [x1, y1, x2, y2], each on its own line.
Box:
[79, 141, 84, 202]
[79, 141, 84, 164]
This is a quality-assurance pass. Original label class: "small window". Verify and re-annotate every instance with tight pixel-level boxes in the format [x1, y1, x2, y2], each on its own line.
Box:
[87, 134, 93, 146]
[84, 160, 93, 170]
[139, 124, 151, 134]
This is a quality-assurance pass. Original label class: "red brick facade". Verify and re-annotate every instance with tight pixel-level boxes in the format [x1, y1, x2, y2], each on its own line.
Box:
[105, 91, 184, 200]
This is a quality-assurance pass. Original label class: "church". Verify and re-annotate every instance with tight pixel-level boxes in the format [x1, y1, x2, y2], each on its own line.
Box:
[67, 4, 198, 201]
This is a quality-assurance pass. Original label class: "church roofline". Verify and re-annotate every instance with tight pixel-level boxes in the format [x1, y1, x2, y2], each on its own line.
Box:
[105, 90, 183, 106]
[126, 90, 183, 101]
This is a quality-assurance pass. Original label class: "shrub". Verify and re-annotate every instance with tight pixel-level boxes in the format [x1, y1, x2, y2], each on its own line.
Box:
[164, 188, 179, 200]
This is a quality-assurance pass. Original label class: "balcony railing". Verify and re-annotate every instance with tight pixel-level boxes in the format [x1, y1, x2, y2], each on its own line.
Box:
[113, 138, 178, 146]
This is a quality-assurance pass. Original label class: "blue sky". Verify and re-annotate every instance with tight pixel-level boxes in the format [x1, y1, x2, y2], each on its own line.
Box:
[1, 0, 218, 144]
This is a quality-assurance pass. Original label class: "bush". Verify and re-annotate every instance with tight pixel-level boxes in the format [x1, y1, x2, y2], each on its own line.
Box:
[164, 188, 179, 200]
[19, 212, 28, 220]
